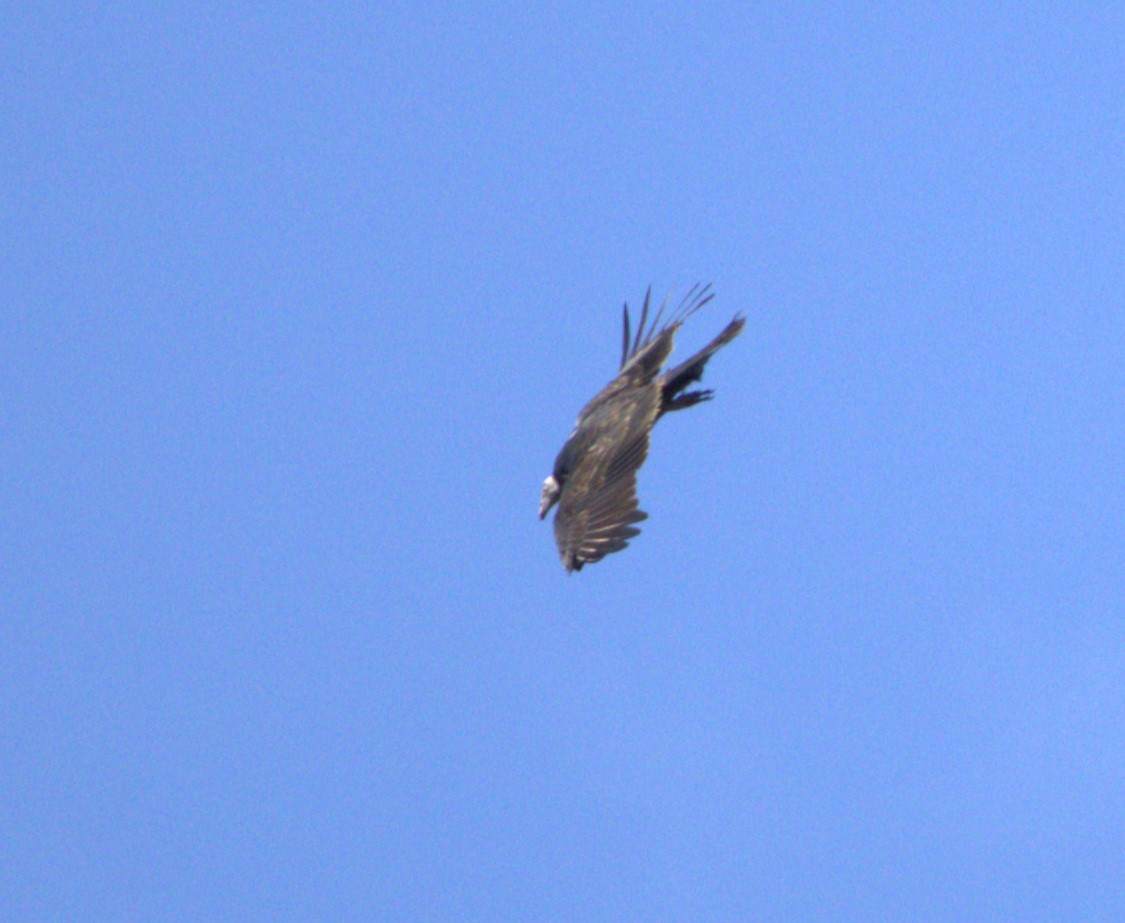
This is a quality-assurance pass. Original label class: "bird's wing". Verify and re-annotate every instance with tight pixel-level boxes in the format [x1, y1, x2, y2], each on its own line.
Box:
[619, 283, 714, 377]
[574, 284, 716, 428]
[553, 386, 659, 571]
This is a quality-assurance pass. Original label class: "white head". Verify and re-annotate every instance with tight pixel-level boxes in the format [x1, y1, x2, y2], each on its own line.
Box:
[539, 475, 561, 519]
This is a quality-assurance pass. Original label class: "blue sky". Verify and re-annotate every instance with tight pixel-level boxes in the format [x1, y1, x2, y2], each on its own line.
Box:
[3, 3, 1123, 920]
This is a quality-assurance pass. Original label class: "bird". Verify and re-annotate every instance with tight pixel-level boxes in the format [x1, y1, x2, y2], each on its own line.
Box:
[539, 284, 745, 572]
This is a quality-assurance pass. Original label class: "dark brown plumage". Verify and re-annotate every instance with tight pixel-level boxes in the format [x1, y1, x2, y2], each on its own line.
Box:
[539, 285, 744, 572]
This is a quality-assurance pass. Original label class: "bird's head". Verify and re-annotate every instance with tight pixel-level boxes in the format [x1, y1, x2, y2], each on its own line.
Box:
[538, 475, 561, 519]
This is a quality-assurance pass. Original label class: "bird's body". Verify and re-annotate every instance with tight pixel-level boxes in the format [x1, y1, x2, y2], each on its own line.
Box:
[539, 285, 744, 572]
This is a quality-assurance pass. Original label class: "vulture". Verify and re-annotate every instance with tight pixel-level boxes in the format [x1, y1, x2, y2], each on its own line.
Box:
[539, 284, 744, 572]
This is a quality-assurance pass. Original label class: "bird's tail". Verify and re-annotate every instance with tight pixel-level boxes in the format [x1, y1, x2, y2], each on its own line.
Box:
[660, 315, 746, 412]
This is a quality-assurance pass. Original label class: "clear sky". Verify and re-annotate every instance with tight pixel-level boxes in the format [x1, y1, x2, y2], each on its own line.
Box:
[3, 4, 1123, 920]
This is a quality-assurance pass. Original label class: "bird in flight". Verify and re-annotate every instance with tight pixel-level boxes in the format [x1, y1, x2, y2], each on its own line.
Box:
[539, 284, 744, 572]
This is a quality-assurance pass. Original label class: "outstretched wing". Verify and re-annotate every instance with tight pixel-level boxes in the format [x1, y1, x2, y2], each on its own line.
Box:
[571, 284, 716, 432]
[553, 386, 659, 572]
[619, 283, 714, 377]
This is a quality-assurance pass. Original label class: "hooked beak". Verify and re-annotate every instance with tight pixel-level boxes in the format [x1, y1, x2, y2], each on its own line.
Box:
[539, 475, 561, 519]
